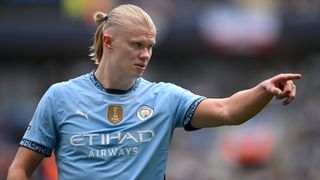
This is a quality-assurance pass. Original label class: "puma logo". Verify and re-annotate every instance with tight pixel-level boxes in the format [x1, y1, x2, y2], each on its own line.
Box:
[75, 109, 91, 121]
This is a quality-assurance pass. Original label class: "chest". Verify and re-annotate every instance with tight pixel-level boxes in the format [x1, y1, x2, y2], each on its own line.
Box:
[54, 94, 174, 159]
[54, 93, 175, 146]
[61, 95, 169, 128]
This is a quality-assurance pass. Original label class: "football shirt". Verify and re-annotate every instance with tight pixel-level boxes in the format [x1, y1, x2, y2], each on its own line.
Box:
[20, 71, 205, 179]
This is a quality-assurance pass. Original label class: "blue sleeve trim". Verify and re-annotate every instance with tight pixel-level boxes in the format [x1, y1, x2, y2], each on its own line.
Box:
[19, 139, 52, 157]
[183, 97, 206, 131]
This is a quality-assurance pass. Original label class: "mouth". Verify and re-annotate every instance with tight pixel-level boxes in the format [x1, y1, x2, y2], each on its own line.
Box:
[134, 63, 146, 70]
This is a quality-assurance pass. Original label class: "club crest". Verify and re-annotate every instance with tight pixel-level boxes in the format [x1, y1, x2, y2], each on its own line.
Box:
[137, 105, 153, 121]
[107, 105, 124, 125]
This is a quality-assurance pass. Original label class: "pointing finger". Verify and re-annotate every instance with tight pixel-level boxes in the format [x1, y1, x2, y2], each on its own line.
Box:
[273, 73, 302, 82]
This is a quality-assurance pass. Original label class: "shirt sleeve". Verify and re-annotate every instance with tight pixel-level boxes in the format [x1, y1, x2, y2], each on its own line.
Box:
[20, 85, 59, 157]
[165, 83, 206, 131]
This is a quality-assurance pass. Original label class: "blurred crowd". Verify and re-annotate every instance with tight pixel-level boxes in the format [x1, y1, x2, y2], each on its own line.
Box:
[1, 0, 320, 180]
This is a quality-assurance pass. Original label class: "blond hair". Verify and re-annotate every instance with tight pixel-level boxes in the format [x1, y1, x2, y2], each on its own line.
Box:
[89, 4, 156, 64]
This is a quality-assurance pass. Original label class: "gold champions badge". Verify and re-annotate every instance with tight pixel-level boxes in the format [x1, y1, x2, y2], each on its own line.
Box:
[107, 105, 124, 125]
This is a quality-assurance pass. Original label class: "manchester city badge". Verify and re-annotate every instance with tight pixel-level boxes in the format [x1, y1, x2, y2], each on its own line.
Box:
[137, 105, 153, 121]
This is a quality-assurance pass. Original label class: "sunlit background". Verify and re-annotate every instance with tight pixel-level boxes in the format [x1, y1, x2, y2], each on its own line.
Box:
[1, 0, 320, 179]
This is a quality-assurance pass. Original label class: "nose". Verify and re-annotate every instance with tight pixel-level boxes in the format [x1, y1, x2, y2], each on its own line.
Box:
[138, 48, 152, 60]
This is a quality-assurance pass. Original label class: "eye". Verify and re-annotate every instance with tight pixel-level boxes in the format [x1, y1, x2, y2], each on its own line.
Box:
[134, 42, 143, 48]
[147, 44, 154, 49]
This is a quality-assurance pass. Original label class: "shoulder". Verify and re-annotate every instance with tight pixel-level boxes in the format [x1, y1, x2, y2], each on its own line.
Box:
[50, 73, 90, 91]
[43, 73, 91, 101]
[138, 78, 178, 93]
[138, 78, 194, 98]
[140, 78, 181, 90]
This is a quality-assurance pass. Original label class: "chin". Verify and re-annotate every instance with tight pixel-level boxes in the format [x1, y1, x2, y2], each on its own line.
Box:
[132, 71, 144, 78]
[128, 74, 142, 80]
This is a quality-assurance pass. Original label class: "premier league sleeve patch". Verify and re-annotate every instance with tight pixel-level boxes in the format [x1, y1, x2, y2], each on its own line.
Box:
[137, 105, 153, 121]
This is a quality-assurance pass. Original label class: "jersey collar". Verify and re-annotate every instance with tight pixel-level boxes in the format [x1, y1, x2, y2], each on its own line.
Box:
[89, 70, 140, 94]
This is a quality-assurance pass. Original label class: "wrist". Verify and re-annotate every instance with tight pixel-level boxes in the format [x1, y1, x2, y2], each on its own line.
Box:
[258, 80, 274, 97]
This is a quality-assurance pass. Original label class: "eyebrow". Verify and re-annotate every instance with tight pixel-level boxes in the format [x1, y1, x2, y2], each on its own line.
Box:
[131, 38, 156, 45]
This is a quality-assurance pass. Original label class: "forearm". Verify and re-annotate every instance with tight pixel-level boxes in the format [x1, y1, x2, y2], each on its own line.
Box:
[224, 82, 273, 125]
[7, 147, 44, 180]
[7, 165, 29, 180]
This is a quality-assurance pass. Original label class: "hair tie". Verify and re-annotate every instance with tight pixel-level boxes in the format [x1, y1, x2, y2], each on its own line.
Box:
[104, 16, 108, 22]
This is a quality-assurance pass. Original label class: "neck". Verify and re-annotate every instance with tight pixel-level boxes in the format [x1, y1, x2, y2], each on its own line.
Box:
[95, 64, 136, 91]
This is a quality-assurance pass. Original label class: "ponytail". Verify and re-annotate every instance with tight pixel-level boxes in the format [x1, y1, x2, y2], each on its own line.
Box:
[89, 11, 108, 64]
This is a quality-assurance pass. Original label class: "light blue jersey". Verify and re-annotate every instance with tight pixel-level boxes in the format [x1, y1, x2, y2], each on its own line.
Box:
[20, 71, 205, 179]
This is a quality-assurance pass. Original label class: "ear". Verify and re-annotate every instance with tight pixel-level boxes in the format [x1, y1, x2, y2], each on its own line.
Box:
[102, 34, 113, 51]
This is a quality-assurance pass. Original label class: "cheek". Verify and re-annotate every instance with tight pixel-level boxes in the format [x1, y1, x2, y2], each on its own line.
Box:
[120, 45, 137, 57]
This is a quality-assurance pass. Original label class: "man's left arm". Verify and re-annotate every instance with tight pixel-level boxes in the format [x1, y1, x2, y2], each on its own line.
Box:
[190, 73, 302, 128]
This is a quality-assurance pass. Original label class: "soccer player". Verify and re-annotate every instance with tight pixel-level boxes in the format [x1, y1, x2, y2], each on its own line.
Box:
[7, 4, 301, 180]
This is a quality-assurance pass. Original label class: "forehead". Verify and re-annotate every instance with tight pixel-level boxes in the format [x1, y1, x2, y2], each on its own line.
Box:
[116, 23, 156, 43]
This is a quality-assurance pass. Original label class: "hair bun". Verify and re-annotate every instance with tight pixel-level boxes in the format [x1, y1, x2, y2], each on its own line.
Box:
[93, 11, 107, 25]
